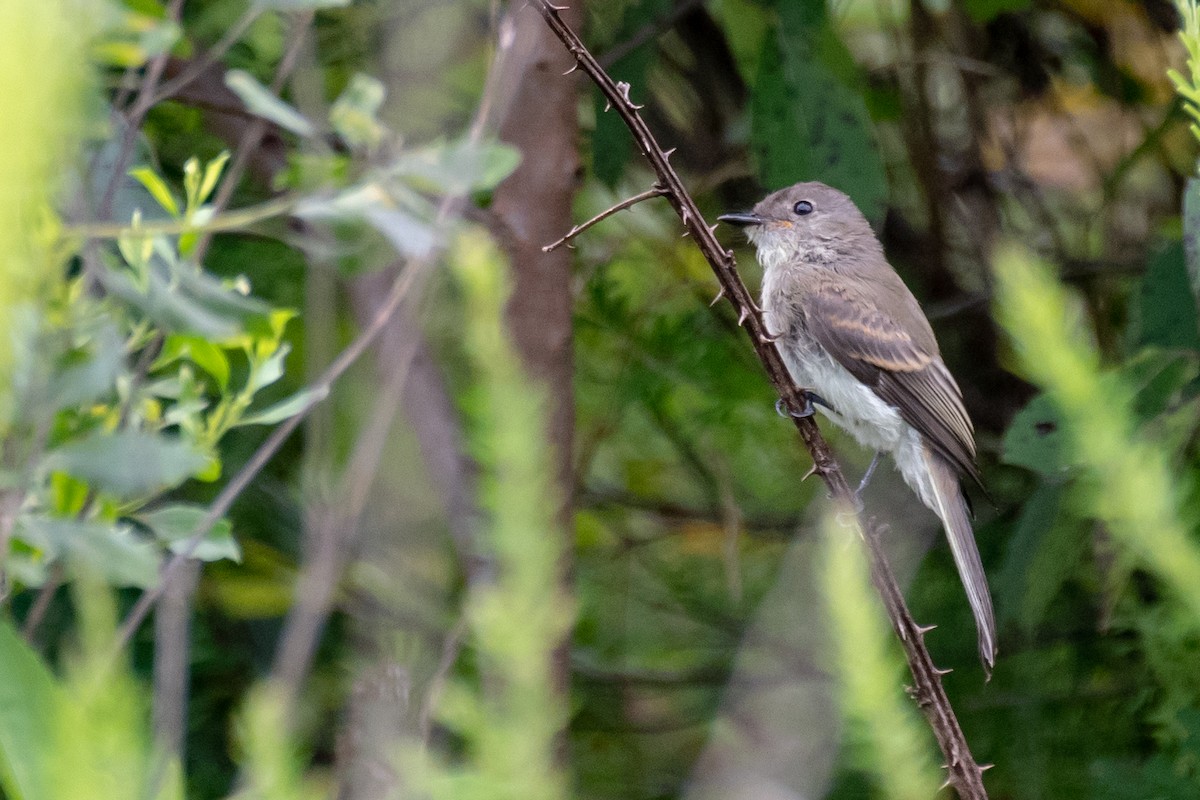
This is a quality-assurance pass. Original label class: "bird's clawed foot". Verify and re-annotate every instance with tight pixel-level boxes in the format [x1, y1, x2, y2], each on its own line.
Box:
[852, 451, 882, 512]
[775, 391, 834, 420]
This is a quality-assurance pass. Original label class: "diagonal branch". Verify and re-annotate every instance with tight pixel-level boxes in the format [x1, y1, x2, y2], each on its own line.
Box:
[528, 3, 990, 798]
[542, 185, 668, 252]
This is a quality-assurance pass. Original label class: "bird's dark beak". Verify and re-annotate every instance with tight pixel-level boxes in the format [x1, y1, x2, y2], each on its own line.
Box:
[717, 212, 763, 227]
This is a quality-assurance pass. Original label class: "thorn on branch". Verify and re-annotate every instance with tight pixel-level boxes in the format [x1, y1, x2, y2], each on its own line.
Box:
[801, 463, 819, 482]
[616, 80, 644, 110]
[916, 622, 938, 636]
[935, 666, 954, 676]
[737, 306, 750, 326]
[663, 146, 677, 160]
[547, 1, 570, 9]
[562, 63, 578, 75]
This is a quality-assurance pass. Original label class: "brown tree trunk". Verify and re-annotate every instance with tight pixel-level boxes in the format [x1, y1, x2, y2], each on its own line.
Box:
[491, 2, 583, 518]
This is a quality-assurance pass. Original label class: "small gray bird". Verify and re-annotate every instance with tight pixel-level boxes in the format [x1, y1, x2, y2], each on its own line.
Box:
[720, 181, 996, 672]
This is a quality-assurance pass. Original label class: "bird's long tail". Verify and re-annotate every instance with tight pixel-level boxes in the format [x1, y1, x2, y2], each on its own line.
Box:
[922, 448, 997, 676]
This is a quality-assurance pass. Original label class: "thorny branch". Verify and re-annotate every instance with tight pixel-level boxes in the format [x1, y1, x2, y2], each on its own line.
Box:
[529, 3, 991, 798]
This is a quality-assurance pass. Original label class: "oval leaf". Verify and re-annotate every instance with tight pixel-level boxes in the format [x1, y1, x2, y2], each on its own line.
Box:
[47, 431, 208, 499]
[225, 69, 315, 138]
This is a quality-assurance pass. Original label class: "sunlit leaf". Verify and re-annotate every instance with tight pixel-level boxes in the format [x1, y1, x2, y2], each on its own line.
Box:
[136, 504, 240, 563]
[198, 151, 231, 206]
[225, 69, 316, 138]
[0, 621, 61, 800]
[47, 431, 207, 499]
[154, 334, 231, 391]
[236, 385, 327, 426]
[128, 167, 180, 217]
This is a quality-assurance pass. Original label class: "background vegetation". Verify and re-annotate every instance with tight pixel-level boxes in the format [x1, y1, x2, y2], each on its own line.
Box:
[2, 0, 1200, 798]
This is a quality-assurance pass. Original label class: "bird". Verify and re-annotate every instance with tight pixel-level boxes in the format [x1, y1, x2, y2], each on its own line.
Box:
[719, 181, 997, 673]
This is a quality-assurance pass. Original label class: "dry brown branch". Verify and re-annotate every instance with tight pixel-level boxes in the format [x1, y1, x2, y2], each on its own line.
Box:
[528, 2, 991, 797]
[542, 185, 669, 252]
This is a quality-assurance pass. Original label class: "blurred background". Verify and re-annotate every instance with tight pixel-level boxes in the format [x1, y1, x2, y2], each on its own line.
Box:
[3, 0, 1200, 799]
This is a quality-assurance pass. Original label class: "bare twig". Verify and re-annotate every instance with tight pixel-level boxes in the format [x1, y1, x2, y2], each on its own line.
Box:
[541, 185, 668, 252]
[20, 565, 62, 644]
[147, 7, 263, 108]
[528, 3, 990, 798]
[269, 293, 426, 707]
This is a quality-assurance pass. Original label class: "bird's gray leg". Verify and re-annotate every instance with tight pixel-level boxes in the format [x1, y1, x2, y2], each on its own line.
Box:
[854, 452, 882, 506]
[775, 391, 835, 419]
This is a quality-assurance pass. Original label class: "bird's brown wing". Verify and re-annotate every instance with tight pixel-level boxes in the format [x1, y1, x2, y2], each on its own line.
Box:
[804, 281, 981, 485]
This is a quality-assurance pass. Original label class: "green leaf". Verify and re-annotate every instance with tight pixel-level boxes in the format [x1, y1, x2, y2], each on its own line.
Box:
[154, 334, 231, 391]
[294, 184, 437, 259]
[750, 11, 887, 220]
[135, 504, 240, 563]
[47, 431, 208, 499]
[1120, 349, 1200, 422]
[0, 621, 62, 800]
[390, 138, 522, 195]
[1002, 393, 1068, 476]
[590, 0, 669, 186]
[101, 258, 273, 341]
[236, 385, 327, 426]
[330, 73, 386, 149]
[1091, 756, 1200, 799]
[15, 517, 161, 589]
[198, 151, 231, 206]
[1184, 177, 1200, 305]
[127, 167, 180, 216]
[1136, 241, 1200, 350]
[246, 342, 290, 393]
[45, 323, 125, 409]
[225, 69, 316, 138]
[994, 481, 1086, 632]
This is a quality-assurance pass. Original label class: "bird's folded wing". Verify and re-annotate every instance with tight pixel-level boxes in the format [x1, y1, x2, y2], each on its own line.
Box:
[804, 283, 981, 485]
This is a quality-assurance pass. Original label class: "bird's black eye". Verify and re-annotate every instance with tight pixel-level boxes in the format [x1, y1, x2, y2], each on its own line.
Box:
[793, 200, 814, 216]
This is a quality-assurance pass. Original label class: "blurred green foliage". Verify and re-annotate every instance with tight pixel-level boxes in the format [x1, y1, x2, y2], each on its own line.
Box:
[3, 0, 1200, 799]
